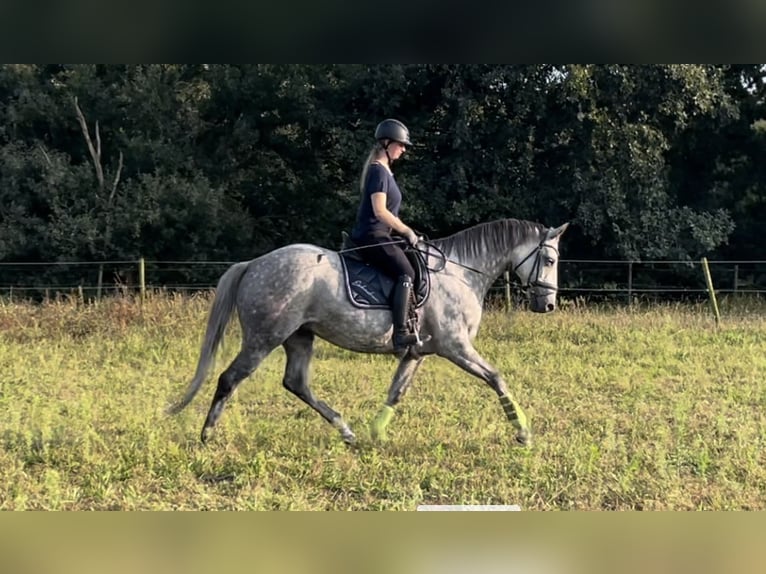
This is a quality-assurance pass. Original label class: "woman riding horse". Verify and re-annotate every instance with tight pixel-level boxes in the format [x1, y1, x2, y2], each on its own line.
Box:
[350, 119, 420, 352]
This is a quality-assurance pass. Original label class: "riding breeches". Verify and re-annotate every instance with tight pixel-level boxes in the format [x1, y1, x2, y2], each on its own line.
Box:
[354, 233, 415, 280]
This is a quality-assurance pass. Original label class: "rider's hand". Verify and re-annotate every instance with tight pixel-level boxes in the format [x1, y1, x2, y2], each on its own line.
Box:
[403, 228, 419, 247]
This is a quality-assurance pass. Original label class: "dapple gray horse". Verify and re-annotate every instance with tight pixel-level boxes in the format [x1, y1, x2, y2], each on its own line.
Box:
[168, 218, 569, 447]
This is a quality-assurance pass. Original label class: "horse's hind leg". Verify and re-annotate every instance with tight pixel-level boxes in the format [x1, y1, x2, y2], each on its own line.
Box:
[201, 345, 270, 442]
[282, 329, 356, 445]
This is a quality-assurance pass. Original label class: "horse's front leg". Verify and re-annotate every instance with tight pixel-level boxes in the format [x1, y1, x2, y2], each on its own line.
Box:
[439, 342, 531, 447]
[371, 351, 426, 442]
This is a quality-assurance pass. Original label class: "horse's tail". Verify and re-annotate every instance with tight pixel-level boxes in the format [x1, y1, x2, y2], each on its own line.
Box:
[167, 261, 250, 414]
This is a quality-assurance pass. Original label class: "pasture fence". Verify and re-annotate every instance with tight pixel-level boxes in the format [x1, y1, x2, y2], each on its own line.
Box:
[1, 258, 765, 308]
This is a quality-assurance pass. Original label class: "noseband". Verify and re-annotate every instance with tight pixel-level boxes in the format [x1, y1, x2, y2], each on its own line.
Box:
[512, 233, 559, 294]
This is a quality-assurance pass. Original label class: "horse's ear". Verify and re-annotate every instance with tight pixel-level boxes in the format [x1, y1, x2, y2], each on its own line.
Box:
[547, 222, 570, 240]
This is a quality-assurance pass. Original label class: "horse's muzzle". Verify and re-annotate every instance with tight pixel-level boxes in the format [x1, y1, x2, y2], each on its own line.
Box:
[529, 298, 556, 313]
[529, 286, 557, 313]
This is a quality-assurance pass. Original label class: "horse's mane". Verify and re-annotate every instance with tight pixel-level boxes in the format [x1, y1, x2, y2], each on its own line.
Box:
[432, 218, 545, 262]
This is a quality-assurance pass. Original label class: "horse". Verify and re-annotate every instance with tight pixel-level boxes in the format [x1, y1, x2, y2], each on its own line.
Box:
[168, 218, 569, 447]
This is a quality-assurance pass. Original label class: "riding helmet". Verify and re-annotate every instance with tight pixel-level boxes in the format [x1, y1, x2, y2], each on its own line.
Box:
[374, 119, 412, 146]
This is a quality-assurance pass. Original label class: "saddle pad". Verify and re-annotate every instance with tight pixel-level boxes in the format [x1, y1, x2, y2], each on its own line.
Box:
[339, 256, 396, 309]
[339, 254, 430, 310]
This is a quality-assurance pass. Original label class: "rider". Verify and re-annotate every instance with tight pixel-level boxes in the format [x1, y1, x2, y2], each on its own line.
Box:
[351, 118, 420, 352]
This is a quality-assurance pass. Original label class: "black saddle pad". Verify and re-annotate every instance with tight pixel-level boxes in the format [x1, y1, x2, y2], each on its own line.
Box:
[339, 250, 430, 310]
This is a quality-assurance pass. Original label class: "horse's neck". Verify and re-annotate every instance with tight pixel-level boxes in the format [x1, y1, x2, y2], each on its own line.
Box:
[437, 220, 543, 294]
[471, 248, 512, 284]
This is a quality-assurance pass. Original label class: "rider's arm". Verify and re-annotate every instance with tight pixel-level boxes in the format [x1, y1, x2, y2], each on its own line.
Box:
[370, 192, 413, 236]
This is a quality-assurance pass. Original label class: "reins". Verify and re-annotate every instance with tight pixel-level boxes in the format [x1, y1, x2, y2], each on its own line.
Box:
[339, 239, 486, 276]
[413, 241, 486, 275]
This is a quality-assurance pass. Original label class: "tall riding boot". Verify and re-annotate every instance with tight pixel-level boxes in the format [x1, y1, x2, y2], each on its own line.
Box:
[392, 275, 419, 351]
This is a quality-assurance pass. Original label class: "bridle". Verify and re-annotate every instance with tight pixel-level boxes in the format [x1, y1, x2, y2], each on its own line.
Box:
[416, 234, 560, 287]
[511, 232, 560, 295]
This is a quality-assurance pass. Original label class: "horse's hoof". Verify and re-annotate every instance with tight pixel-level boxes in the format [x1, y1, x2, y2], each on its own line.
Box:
[332, 417, 356, 446]
[370, 422, 389, 442]
[371, 432, 388, 443]
[515, 429, 532, 447]
[341, 430, 357, 446]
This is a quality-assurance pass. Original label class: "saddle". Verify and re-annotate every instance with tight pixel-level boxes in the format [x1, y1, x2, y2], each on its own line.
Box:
[338, 231, 430, 310]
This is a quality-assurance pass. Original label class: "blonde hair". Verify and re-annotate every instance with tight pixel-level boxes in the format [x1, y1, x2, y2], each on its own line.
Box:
[359, 142, 386, 193]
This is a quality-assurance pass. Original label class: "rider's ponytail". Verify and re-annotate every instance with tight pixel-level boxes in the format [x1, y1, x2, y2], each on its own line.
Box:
[358, 142, 386, 194]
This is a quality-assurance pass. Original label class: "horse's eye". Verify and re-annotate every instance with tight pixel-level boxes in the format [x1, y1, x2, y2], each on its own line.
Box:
[545, 257, 555, 266]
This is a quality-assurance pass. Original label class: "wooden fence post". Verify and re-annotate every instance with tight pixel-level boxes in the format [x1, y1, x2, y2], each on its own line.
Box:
[701, 257, 720, 326]
[504, 270, 511, 312]
[139, 257, 146, 301]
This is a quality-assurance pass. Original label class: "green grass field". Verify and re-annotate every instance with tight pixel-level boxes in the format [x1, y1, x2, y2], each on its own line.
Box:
[1, 293, 764, 510]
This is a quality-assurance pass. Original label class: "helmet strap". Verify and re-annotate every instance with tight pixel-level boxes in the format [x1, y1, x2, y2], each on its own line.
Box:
[382, 140, 393, 165]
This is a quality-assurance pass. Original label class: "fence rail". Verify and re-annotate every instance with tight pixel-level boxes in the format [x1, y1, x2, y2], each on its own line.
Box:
[2, 258, 766, 303]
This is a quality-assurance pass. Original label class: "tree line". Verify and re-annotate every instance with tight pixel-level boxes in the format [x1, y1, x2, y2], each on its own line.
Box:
[1, 65, 764, 292]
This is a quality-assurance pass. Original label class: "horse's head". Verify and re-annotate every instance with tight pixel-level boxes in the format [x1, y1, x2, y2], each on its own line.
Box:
[512, 222, 569, 313]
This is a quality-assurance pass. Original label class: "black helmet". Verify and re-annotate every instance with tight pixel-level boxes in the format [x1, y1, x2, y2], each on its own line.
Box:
[374, 118, 412, 146]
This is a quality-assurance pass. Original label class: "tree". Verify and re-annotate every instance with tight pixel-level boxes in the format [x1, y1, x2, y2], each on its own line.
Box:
[543, 65, 736, 260]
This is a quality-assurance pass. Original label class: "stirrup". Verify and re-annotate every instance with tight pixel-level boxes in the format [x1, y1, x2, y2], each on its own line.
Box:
[409, 330, 432, 348]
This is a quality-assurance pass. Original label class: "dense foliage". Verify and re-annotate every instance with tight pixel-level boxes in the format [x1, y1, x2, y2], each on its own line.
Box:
[1, 65, 764, 289]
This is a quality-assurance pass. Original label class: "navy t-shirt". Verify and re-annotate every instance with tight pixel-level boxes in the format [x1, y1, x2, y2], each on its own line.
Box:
[351, 163, 403, 240]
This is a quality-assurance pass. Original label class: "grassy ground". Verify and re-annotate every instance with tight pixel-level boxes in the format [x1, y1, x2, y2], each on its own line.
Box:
[0, 293, 764, 510]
